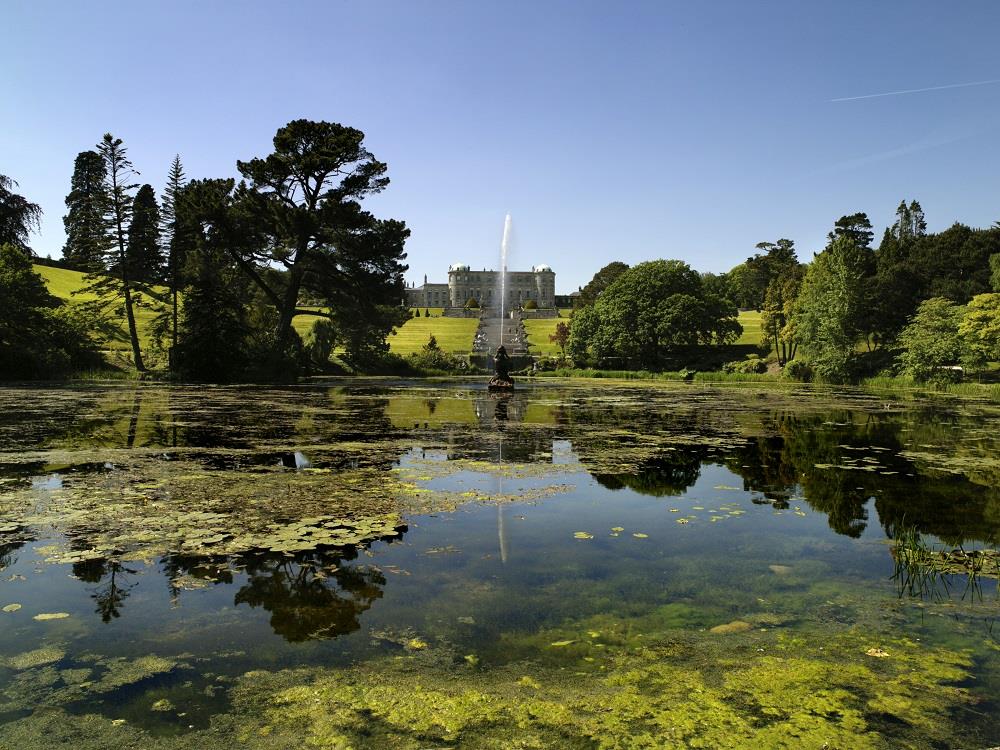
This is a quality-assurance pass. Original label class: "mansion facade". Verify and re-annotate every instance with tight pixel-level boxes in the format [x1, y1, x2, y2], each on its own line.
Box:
[405, 264, 556, 309]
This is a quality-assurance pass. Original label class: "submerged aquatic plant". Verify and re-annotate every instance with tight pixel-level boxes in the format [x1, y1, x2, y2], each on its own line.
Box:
[891, 525, 1000, 601]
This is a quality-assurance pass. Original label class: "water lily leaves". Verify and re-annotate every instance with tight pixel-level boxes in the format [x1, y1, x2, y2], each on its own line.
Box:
[676, 518, 690, 524]
[406, 638, 428, 650]
[611, 527, 625, 533]
[573, 532, 594, 540]
[150, 698, 175, 712]
[33, 612, 70, 621]
[549, 640, 576, 647]
[2, 603, 21, 613]
[632, 533, 648, 539]
[866, 647, 890, 658]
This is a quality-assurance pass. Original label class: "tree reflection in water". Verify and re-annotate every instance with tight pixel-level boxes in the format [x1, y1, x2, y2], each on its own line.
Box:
[73, 557, 139, 622]
[234, 547, 387, 642]
[156, 538, 401, 642]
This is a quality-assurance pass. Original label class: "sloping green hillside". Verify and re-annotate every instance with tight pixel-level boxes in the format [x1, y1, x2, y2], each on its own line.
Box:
[390, 311, 477, 355]
[35, 264, 320, 352]
[34, 264, 170, 353]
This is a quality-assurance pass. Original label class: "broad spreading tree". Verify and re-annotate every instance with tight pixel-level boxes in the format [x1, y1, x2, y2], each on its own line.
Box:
[0, 174, 43, 255]
[228, 119, 409, 372]
[62, 151, 108, 270]
[568, 259, 740, 369]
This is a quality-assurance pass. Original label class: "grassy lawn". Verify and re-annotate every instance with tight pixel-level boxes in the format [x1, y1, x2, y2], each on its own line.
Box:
[389, 313, 477, 355]
[524, 318, 566, 356]
[736, 310, 764, 346]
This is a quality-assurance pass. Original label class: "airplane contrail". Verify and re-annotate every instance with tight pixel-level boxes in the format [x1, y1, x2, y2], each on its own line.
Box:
[831, 78, 1000, 102]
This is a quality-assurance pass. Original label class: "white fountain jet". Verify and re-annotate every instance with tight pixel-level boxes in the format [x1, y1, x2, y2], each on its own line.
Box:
[498, 213, 512, 344]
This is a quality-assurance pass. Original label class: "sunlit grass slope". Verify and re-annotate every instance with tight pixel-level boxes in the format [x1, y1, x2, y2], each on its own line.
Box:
[735, 310, 764, 346]
[34, 264, 169, 353]
[389, 311, 477, 355]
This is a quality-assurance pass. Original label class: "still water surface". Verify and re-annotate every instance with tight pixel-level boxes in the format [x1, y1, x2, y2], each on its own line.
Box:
[0, 380, 998, 748]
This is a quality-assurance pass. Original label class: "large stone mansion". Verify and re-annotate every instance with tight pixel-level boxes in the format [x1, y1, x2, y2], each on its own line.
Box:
[405, 263, 557, 309]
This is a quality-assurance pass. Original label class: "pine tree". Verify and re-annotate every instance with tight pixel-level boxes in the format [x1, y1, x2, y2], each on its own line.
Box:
[908, 200, 927, 237]
[62, 151, 108, 270]
[159, 155, 187, 361]
[892, 201, 912, 241]
[85, 133, 146, 372]
[126, 184, 162, 282]
[891, 199, 926, 242]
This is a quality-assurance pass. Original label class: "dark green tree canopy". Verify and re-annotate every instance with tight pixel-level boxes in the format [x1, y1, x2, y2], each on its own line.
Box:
[174, 179, 253, 382]
[0, 175, 43, 254]
[62, 151, 108, 270]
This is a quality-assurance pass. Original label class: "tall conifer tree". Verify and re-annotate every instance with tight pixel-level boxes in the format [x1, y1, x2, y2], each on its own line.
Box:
[85, 133, 146, 372]
[126, 184, 162, 282]
[62, 151, 108, 270]
[160, 155, 187, 358]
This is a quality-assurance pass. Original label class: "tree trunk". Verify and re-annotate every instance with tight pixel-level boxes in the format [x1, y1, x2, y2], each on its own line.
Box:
[171, 285, 178, 369]
[110, 154, 145, 372]
[274, 261, 307, 353]
[122, 281, 145, 371]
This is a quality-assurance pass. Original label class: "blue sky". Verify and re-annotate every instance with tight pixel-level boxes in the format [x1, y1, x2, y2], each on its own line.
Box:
[3, 1, 999, 292]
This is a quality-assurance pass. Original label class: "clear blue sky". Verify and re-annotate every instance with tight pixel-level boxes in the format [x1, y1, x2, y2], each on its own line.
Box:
[3, 1, 999, 292]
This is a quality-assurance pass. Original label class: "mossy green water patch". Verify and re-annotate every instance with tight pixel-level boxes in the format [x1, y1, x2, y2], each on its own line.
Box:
[206, 625, 978, 750]
[2, 646, 65, 670]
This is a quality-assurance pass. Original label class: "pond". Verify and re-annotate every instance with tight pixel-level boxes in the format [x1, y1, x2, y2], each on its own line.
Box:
[0, 379, 998, 748]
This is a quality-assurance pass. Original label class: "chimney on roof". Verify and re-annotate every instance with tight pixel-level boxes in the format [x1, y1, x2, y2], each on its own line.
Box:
[423, 274, 427, 285]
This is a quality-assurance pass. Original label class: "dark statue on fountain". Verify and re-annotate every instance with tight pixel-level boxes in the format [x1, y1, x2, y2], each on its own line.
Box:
[488, 345, 515, 392]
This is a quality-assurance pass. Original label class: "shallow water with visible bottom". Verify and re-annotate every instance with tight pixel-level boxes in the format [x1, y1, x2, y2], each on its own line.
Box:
[0, 379, 998, 748]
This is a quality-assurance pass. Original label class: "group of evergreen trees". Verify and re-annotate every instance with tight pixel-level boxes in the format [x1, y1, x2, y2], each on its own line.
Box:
[4, 119, 410, 382]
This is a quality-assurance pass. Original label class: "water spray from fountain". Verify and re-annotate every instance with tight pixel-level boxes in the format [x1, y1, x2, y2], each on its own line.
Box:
[499, 213, 511, 345]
